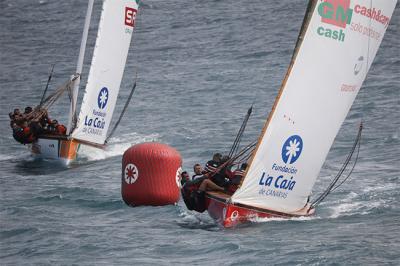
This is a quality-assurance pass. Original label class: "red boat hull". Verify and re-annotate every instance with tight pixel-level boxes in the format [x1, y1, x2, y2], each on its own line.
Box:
[206, 191, 314, 228]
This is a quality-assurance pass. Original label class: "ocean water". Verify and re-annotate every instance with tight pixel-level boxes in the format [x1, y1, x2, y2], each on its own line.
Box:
[1, 0, 399, 265]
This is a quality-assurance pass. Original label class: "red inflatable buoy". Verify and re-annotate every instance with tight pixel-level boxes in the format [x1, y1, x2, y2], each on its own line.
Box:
[121, 142, 182, 206]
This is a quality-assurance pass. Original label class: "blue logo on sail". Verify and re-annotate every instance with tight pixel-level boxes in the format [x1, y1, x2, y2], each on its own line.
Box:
[97, 87, 109, 109]
[281, 135, 303, 164]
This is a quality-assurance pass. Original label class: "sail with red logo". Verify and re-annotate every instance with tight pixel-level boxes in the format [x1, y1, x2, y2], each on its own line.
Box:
[71, 0, 139, 146]
[203, 0, 397, 228]
[26, 0, 140, 166]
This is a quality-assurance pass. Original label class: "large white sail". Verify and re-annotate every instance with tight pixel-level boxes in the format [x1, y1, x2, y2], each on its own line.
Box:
[232, 0, 397, 213]
[72, 0, 139, 145]
[67, 0, 94, 135]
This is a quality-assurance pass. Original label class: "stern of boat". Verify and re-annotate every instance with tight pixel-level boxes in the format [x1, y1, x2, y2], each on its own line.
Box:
[30, 135, 80, 166]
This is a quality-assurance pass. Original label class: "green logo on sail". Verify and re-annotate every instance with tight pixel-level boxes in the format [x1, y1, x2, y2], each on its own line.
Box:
[317, 0, 353, 42]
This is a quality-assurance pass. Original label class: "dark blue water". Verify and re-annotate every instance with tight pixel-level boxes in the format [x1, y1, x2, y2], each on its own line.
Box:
[1, 0, 399, 265]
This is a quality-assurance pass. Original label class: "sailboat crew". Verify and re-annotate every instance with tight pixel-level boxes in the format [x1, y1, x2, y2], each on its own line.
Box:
[181, 154, 248, 212]
[192, 163, 205, 180]
[9, 108, 34, 144]
[202, 156, 246, 193]
[226, 163, 247, 193]
[204, 153, 222, 173]
[180, 171, 190, 186]
[196, 154, 238, 192]
[9, 106, 67, 144]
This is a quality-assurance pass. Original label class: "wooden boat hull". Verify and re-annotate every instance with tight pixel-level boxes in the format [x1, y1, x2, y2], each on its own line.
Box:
[206, 191, 315, 228]
[30, 135, 80, 166]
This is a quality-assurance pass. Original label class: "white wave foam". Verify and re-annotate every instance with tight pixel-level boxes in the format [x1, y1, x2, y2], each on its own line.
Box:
[329, 202, 363, 219]
[249, 215, 316, 224]
[175, 204, 216, 226]
[320, 191, 360, 218]
[0, 154, 16, 161]
[78, 132, 159, 161]
[362, 183, 397, 193]
[0, 151, 33, 162]
[325, 189, 393, 218]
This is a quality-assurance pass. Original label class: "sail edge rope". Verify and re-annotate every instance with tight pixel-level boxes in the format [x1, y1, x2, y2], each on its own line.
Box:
[310, 123, 363, 209]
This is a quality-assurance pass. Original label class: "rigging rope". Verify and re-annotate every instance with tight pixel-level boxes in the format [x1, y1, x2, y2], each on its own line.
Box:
[228, 105, 253, 158]
[25, 75, 78, 122]
[40, 64, 55, 105]
[105, 75, 138, 143]
[208, 140, 257, 179]
[310, 123, 363, 209]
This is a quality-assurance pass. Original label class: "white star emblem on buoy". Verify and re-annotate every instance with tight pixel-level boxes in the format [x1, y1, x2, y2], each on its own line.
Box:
[124, 163, 139, 184]
[176, 167, 182, 188]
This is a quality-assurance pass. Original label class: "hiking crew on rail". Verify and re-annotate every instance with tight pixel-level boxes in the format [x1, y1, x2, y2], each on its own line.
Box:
[181, 153, 248, 212]
[9, 106, 67, 144]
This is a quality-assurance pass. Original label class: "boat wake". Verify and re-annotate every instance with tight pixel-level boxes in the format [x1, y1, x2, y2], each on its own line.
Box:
[175, 204, 218, 230]
[249, 214, 317, 225]
[0, 132, 159, 169]
[78, 132, 159, 161]
[0, 153, 20, 162]
[0, 150, 37, 164]
[321, 183, 397, 219]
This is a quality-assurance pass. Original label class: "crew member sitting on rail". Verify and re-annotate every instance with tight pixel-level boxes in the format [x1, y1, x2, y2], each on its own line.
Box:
[191, 159, 230, 191]
[9, 106, 67, 144]
[10, 109, 35, 144]
[56, 122, 67, 135]
[12, 108, 24, 126]
[208, 155, 233, 187]
[192, 163, 205, 180]
[204, 153, 222, 173]
[181, 160, 227, 213]
[21, 120, 35, 144]
[199, 156, 248, 194]
[23, 106, 33, 117]
[31, 117, 45, 136]
[9, 112, 15, 127]
[188, 162, 226, 192]
[39, 109, 51, 127]
[11, 122, 25, 143]
[226, 163, 248, 193]
[198, 177, 224, 192]
[180, 171, 190, 186]
[45, 119, 56, 134]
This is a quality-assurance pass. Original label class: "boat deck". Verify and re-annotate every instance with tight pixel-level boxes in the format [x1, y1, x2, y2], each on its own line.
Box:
[206, 191, 233, 203]
[37, 134, 69, 140]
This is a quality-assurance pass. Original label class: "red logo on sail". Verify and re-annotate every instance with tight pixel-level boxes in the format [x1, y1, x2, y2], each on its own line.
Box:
[125, 7, 137, 27]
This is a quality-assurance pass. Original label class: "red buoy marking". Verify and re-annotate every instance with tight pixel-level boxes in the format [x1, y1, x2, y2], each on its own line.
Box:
[175, 167, 182, 188]
[124, 163, 139, 184]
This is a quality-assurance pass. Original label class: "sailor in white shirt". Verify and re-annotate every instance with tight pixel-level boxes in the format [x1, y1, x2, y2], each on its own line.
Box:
[192, 163, 205, 180]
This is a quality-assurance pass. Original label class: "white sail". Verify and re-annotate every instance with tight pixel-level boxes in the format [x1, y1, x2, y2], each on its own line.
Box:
[72, 0, 139, 144]
[67, 0, 95, 135]
[232, 0, 397, 213]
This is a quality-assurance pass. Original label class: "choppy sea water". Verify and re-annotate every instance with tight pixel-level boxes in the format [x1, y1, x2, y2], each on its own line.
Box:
[0, 0, 399, 265]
